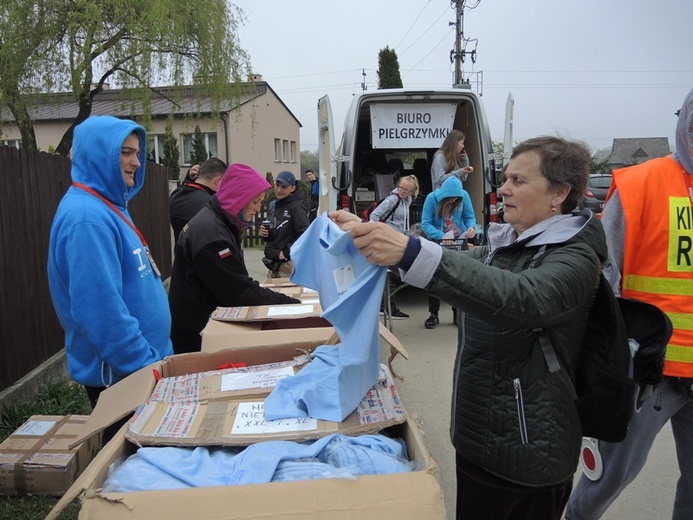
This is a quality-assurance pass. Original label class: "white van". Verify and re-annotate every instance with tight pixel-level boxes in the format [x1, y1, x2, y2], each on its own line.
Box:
[318, 87, 502, 239]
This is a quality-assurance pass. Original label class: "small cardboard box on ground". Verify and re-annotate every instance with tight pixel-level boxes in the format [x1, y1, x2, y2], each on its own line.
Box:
[200, 302, 333, 353]
[0, 415, 101, 496]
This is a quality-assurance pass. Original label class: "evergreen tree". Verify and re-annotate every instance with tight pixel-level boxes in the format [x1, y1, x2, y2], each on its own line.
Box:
[190, 125, 208, 165]
[377, 47, 403, 89]
[161, 120, 180, 181]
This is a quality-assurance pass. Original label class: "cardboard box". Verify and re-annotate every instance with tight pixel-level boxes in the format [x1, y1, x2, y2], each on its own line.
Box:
[47, 413, 446, 520]
[202, 303, 334, 353]
[0, 415, 101, 496]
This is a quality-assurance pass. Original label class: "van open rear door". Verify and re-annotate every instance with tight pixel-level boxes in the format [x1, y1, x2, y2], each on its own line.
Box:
[317, 95, 337, 216]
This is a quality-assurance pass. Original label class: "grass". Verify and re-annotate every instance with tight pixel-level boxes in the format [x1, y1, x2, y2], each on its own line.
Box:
[0, 380, 93, 520]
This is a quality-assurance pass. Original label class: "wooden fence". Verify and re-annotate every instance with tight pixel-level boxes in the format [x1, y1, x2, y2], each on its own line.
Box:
[0, 146, 173, 392]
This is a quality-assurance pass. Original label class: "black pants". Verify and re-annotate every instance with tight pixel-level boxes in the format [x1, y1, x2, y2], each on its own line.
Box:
[84, 385, 132, 446]
[456, 453, 572, 520]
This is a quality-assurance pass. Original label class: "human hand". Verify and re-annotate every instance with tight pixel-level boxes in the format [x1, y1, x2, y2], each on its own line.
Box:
[462, 166, 474, 174]
[350, 222, 409, 266]
[464, 227, 476, 239]
[188, 164, 200, 180]
[259, 226, 269, 238]
[328, 210, 361, 232]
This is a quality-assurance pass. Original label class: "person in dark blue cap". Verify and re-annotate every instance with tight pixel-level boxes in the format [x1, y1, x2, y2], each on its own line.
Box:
[260, 170, 309, 277]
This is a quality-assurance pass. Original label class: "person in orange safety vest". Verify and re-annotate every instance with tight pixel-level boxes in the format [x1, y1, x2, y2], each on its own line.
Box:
[566, 87, 693, 520]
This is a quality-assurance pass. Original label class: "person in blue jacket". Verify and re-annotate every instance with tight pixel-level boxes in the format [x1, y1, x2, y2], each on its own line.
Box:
[47, 115, 173, 411]
[421, 176, 477, 329]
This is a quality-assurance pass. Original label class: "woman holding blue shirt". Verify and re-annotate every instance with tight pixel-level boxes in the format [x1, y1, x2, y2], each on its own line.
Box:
[421, 176, 477, 329]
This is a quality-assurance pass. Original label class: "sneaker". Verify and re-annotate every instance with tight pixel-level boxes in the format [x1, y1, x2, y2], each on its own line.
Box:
[391, 308, 409, 319]
[425, 313, 440, 329]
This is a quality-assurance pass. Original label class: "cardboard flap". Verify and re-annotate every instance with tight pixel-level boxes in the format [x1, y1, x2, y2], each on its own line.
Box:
[45, 422, 129, 520]
[68, 363, 159, 449]
[379, 323, 409, 360]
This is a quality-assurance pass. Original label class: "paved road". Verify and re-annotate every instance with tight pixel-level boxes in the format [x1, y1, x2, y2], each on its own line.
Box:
[244, 246, 677, 520]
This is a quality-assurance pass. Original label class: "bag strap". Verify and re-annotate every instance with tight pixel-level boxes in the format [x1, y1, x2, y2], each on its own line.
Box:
[379, 197, 401, 223]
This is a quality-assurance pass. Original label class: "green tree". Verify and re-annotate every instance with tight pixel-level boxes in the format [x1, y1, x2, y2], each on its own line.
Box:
[300, 149, 318, 176]
[189, 125, 208, 165]
[0, 0, 251, 155]
[161, 119, 180, 181]
[377, 47, 403, 89]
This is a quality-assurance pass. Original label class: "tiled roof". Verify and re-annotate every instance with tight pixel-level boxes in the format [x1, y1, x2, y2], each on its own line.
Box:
[605, 137, 671, 165]
[1, 82, 276, 122]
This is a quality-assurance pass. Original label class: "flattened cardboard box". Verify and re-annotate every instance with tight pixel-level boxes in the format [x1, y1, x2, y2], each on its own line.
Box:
[69, 333, 408, 450]
[0, 415, 101, 496]
[125, 362, 404, 446]
[47, 413, 446, 520]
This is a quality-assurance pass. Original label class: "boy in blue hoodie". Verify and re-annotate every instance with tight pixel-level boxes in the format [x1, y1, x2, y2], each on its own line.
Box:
[47, 115, 173, 411]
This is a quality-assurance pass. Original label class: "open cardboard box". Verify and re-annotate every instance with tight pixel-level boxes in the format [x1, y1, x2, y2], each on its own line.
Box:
[201, 302, 332, 353]
[47, 334, 444, 519]
[47, 412, 445, 520]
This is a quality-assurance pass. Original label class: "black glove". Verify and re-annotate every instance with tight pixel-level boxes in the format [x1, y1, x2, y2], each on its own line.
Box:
[262, 257, 281, 272]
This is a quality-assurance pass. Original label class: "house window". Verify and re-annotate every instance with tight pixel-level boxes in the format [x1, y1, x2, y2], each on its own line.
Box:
[146, 135, 165, 164]
[290, 141, 297, 163]
[2, 139, 21, 149]
[282, 140, 289, 163]
[182, 132, 218, 165]
[274, 139, 281, 162]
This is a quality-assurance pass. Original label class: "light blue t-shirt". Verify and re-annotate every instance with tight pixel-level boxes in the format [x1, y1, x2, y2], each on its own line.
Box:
[263, 213, 387, 422]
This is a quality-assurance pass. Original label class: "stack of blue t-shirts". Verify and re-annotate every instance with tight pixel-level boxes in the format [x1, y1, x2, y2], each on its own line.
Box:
[102, 433, 415, 492]
[263, 213, 387, 422]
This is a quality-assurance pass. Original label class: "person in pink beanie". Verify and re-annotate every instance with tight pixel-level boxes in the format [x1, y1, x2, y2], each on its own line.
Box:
[168, 163, 301, 354]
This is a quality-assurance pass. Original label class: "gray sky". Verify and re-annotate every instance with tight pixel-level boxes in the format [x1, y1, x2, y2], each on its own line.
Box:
[232, 0, 693, 154]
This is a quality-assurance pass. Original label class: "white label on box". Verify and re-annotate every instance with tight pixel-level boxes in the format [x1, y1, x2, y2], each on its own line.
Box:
[220, 367, 294, 392]
[16, 420, 56, 436]
[266, 304, 314, 316]
[354, 191, 376, 202]
[302, 288, 318, 294]
[231, 402, 317, 435]
[333, 265, 356, 294]
[301, 298, 320, 304]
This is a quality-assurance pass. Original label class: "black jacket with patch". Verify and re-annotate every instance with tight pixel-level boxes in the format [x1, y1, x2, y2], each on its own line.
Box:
[169, 197, 300, 354]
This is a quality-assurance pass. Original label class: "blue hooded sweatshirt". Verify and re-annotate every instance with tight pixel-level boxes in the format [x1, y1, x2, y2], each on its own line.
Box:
[47, 115, 173, 387]
[421, 176, 477, 241]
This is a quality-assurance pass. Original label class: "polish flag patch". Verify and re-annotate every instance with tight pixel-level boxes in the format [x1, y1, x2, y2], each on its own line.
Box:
[218, 248, 232, 259]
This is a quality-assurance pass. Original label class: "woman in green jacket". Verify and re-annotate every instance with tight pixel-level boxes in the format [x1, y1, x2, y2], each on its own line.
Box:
[330, 136, 607, 520]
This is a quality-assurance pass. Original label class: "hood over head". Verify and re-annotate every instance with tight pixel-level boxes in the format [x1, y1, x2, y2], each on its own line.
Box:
[673, 87, 693, 175]
[215, 163, 270, 226]
[71, 115, 146, 208]
[432, 176, 464, 204]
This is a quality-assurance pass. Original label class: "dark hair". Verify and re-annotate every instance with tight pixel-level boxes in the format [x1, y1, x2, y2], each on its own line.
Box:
[197, 157, 227, 181]
[510, 136, 590, 213]
[305, 168, 315, 174]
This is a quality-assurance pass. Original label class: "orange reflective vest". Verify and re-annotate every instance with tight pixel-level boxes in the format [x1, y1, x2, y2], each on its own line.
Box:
[610, 156, 693, 377]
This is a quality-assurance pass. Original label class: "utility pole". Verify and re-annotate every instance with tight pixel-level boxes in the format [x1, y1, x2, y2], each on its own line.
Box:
[450, 0, 478, 89]
[361, 69, 367, 92]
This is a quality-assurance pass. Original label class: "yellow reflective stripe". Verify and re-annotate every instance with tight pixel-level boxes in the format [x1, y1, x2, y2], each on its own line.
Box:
[666, 344, 693, 363]
[667, 312, 693, 331]
[624, 275, 693, 296]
